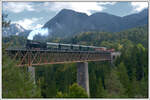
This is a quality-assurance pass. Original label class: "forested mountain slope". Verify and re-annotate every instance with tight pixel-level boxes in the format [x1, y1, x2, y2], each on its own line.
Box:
[36, 25, 148, 98]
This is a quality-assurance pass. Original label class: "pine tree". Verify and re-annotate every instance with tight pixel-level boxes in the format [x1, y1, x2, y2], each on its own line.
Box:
[136, 43, 146, 80]
[2, 54, 41, 98]
[89, 70, 97, 97]
[2, 14, 10, 27]
[96, 78, 107, 98]
[117, 62, 130, 97]
[139, 77, 148, 97]
[56, 92, 64, 98]
[56, 83, 88, 98]
[129, 68, 140, 97]
[68, 83, 88, 98]
[104, 68, 125, 98]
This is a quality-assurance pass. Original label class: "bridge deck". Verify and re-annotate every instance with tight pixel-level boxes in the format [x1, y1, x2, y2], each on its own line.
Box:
[6, 48, 110, 53]
[6, 48, 112, 67]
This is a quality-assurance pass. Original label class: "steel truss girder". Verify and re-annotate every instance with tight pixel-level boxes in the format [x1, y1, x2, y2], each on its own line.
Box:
[6, 50, 111, 67]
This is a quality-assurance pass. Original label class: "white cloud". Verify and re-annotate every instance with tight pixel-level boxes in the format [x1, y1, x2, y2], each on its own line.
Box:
[43, 2, 51, 7]
[131, 2, 148, 12]
[98, 2, 117, 5]
[44, 2, 116, 15]
[3, 2, 34, 13]
[12, 18, 42, 30]
[34, 24, 43, 29]
[3, 2, 117, 15]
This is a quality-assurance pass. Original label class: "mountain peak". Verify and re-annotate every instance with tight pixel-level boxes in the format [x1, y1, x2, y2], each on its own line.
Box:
[43, 8, 148, 38]
[60, 9, 74, 12]
[11, 23, 26, 32]
[2, 23, 29, 37]
[58, 9, 88, 16]
[91, 12, 121, 18]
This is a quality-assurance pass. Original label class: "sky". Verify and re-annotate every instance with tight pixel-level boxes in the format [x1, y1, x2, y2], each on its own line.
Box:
[2, 1, 148, 30]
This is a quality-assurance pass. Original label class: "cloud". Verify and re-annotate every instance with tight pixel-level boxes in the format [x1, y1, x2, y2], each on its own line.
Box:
[44, 2, 116, 15]
[12, 18, 42, 30]
[98, 2, 117, 5]
[3, 2, 34, 13]
[3, 2, 117, 15]
[131, 2, 148, 12]
[34, 24, 43, 29]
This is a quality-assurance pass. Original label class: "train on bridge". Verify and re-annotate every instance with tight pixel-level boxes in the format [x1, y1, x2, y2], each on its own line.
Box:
[26, 40, 115, 52]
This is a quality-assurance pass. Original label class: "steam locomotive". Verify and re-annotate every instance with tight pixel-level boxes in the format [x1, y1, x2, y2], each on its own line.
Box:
[26, 40, 47, 49]
[26, 40, 114, 52]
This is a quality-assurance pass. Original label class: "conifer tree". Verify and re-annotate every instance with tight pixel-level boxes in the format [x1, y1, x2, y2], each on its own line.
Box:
[2, 54, 41, 98]
[96, 78, 106, 98]
[56, 83, 88, 98]
[117, 62, 130, 97]
[105, 69, 125, 98]
[2, 14, 10, 27]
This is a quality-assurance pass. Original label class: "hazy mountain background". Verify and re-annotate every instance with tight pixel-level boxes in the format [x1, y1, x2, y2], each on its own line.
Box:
[2, 8, 148, 39]
[43, 9, 148, 38]
[2, 23, 31, 37]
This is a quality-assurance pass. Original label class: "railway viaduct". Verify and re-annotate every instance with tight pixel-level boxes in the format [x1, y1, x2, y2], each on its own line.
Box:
[6, 48, 120, 97]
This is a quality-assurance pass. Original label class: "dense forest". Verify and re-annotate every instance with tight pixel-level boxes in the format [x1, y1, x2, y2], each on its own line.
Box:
[2, 24, 148, 98]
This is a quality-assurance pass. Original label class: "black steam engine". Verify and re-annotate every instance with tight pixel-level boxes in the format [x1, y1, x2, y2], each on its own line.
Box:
[26, 40, 114, 52]
[26, 40, 47, 50]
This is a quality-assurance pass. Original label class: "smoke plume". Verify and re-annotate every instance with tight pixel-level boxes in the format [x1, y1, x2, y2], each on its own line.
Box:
[27, 28, 48, 40]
